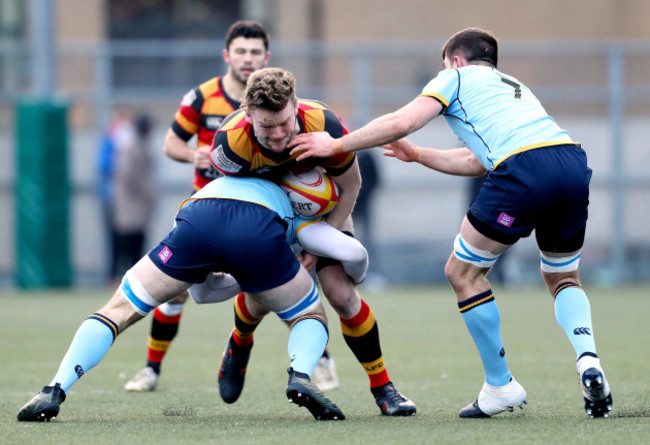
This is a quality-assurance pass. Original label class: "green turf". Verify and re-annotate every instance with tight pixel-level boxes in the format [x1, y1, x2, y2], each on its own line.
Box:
[1, 284, 649, 444]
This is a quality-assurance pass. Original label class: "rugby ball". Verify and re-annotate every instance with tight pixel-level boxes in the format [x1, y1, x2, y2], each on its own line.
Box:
[280, 168, 339, 217]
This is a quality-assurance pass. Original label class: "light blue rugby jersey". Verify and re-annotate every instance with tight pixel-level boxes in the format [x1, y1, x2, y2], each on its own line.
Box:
[421, 65, 574, 170]
[189, 176, 316, 244]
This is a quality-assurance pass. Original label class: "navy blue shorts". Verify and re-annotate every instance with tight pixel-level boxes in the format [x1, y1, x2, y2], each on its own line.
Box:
[148, 199, 300, 292]
[468, 144, 592, 253]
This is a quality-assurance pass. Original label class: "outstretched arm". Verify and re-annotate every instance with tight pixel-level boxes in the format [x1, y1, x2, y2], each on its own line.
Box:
[383, 138, 486, 177]
[289, 95, 443, 160]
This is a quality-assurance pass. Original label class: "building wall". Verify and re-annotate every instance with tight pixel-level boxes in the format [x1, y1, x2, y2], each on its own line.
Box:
[57, 1, 650, 44]
[9, 1, 645, 285]
[273, 0, 650, 41]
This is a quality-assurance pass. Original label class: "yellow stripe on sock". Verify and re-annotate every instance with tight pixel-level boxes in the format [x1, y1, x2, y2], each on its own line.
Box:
[148, 338, 171, 352]
[458, 293, 494, 313]
[89, 313, 119, 339]
[554, 282, 582, 297]
[235, 303, 259, 325]
[234, 328, 254, 339]
[340, 313, 376, 337]
[362, 357, 386, 375]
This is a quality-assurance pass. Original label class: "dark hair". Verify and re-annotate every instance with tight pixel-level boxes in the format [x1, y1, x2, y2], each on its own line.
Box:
[243, 67, 296, 111]
[442, 28, 498, 67]
[225, 20, 269, 51]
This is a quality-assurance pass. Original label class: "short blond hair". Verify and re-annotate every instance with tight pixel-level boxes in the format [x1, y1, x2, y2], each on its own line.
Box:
[244, 67, 296, 112]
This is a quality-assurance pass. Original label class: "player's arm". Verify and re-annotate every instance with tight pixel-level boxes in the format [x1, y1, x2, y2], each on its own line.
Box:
[383, 138, 486, 177]
[325, 159, 361, 230]
[296, 221, 368, 284]
[166, 86, 209, 167]
[289, 95, 443, 160]
[164, 129, 212, 170]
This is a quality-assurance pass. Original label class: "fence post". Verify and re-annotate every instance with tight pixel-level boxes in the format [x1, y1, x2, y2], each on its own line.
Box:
[608, 44, 626, 283]
[14, 99, 71, 287]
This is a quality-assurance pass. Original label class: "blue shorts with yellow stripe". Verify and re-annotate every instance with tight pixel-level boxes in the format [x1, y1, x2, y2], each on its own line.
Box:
[148, 198, 300, 292]
[468, 144, 592, 253]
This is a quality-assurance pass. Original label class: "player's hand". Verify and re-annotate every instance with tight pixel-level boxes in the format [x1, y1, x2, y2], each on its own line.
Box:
[289, 132, 334, 161]
[382, 138, 420, 162]
[194, 145, 212, 169]
[298, 250, 319, 271]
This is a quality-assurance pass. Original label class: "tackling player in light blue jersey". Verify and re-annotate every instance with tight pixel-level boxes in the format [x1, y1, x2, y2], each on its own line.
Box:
[16, 175, 368, 422]
[188, 176, 368, 291]
[421, 65, 573, 170]
[290, 27, 612, 420]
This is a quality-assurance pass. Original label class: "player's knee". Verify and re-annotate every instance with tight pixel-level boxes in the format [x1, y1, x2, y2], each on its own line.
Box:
[120, 270, 160, 317]
[539, 251, 582, 293]
[452, 234, 500, 269]
[443, 256, 459, 284]
[286, 307, 328, 330]
[166, 290, 190, 305]
[318, 267, 358, 310]
[446, 234, 498, 291]
[96, 279, 149, 332]
[322, 285, 360, 318]
[276, 281, 323, 324]
[244, 293, 271, 319]
[444, 256, 470, 293]
[540, 251, 581, 274]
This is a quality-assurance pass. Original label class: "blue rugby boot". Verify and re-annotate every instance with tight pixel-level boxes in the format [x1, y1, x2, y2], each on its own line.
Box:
[372, 381, 417, 416]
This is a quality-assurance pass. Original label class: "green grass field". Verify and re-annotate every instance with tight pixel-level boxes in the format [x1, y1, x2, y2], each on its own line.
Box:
[1, 284, 649, 444]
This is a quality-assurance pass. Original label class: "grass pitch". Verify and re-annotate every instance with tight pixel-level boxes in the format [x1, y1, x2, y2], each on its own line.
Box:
[1, 284, 649, 444]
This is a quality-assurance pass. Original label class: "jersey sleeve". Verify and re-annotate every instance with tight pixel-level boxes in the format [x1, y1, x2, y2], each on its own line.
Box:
[210, 111, 252, 176]
[419, 69, 460, 110]
[171, 87, 204, 141]
[210, 131, 249, 176]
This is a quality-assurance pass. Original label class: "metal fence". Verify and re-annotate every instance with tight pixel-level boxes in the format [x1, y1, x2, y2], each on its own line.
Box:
[1, 38, 650, 286]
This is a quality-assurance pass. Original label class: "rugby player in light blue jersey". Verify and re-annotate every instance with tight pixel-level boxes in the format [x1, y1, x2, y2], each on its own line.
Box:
[17, 176, 369, 422]
[290, 27, 611, 419]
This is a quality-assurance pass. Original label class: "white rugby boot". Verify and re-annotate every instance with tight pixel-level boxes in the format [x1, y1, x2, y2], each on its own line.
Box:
[459, 376, 527, 418]
[312, 356, 340, 391]
[124, 366, 158, 392]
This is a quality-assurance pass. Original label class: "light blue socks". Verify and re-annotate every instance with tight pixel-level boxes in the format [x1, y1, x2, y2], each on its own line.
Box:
[287, 318, 328, 377]
[459, 290, 512, 386]
[49, 314, 118, 393]
[554, 283, 596, 359]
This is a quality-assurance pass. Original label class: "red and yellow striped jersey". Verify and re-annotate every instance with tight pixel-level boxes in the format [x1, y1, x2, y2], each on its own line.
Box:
[210, 99, 356, 183]
[171, 76, 241, 190]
